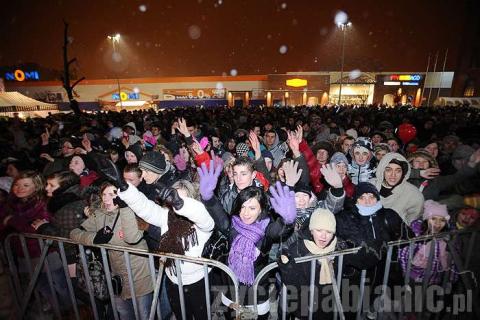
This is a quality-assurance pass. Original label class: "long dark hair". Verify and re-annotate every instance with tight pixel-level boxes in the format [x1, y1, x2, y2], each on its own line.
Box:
[231, 186, 270, 222]
[47, 171, 80, 196]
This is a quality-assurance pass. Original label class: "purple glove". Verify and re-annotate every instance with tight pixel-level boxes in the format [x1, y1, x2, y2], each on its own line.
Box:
[197, 160, 222, 201]
[269, 181, 296, 224]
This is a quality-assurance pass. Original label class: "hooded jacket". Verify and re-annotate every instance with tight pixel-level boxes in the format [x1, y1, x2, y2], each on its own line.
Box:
[123, 122, 141, 146]
[265, 131, 289, 168]
[369, 153, 424, 225]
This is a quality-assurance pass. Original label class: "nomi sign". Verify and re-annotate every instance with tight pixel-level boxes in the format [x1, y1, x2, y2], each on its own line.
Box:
[389, 74, 421, 81]
[112, 92, 140, 101]
[4, 69, 40, 81]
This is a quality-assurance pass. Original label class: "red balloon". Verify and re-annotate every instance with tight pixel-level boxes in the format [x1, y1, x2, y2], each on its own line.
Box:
[397, 123, 417, 144]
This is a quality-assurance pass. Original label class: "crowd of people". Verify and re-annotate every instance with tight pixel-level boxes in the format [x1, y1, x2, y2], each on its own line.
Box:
[0, 104, 479, 319]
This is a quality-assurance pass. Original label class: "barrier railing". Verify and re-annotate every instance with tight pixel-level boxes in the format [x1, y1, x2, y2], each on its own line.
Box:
[252, 229, 479, 320]
[2, 229, 479, 320]
[3, 233, 241, 320]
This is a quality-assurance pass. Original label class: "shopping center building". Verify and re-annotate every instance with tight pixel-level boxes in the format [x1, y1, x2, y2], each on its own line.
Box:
[2, 68, 456, 112]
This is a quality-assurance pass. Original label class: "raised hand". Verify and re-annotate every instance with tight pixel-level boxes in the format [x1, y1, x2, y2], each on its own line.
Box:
[98, 158, 128, 191]
[249, 130, 261, 160]
[320, 164, 343, 189]
[269, 181, 296, 224]
[468, 149, 480, 168]
[82, 134, 93, 152]
[295, 124, 304, 142]
[40, 128, 50, 146]
[197, 160, 222, 201]
[155, 186, 184, 210]
[287, 131, 300, 157]
[191, 140, 204, 155]
[420, 168, 441, 179]
[283, 160, 303, 187]
[177, 118, 191, 137]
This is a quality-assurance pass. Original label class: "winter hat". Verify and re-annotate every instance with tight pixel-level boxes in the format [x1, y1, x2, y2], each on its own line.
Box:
[378, 121, 394, 131]
[451, 145, 475, 161]
[139, 151, 167, 174]
[352, 137, 373, 152]
[236, 143, 250, 156]
[354, 182, 380, 202]
[464, 195, 480, 210]
[261, 150, 274, 161]
[309, 208, 336, 233]
[0, 176, 13, 193]
[125, 143, 143, 162]
[423, 200, 450, 221]
[312, 141, 334, 157]
[329, 152, 348, 166]
[374, 143, 391, 154]
[294, 183, 312, 196]
[407, 150, 438, 168]
[346, 128, 358, 139]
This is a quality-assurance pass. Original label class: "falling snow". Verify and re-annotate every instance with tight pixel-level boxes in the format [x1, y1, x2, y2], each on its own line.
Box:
[188, 25, 202, 40]
[279, 45, 288, 54]
[349, 69, 361, 79]
[334, 11, 348, 25]
[139, 5, 147, 12]
[230, 69, 238, 76]
[281, 3, 287, 9]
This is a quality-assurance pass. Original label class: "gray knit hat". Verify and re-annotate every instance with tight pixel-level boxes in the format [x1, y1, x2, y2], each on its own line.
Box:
[329, 152, 348, 165]
[139, 151, 166, 174]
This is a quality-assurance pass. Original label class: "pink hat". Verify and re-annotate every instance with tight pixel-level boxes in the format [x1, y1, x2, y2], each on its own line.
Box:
[423, 200, 450, 221]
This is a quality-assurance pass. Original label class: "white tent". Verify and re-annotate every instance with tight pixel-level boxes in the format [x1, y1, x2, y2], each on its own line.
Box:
[0, 91, 59, 117]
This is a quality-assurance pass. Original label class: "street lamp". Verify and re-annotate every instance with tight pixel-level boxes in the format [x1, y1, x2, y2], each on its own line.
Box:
[337, 21, 352, 105]
[107, 33, 122, 108]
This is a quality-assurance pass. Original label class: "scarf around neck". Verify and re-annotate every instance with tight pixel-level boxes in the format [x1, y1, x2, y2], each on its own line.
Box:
[228, 216, 270, 285]
[356, 202, 382, 216]
[304, 236, 338, 285]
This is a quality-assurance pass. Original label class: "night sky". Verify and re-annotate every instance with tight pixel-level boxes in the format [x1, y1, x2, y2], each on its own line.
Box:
[0, 0, 468, 79]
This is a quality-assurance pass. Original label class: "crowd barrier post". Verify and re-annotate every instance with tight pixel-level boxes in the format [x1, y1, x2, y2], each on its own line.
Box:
[4, 232, 242, 320]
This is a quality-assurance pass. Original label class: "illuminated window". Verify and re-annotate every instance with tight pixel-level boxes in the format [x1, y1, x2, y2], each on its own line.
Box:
[464, 86, 475, 97]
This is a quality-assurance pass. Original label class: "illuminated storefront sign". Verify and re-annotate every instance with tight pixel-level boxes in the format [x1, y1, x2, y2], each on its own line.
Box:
[112, 92, 140, 101]
[402, 82, 419, 86]
[163, 88, 226, 100]
[286, 78, 308, 87]
[4, 69, 40, 81]
[388, 74, 421, 81]
[384, 81, 401, 86]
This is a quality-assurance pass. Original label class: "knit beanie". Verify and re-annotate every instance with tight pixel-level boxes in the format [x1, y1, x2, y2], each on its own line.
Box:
[354, 182, 380, 202]
[346, 128, 358, 139]
[125, 143, 143, 162]
[139, 151, 166, 174]
[352, 137, 373, 152]
[464, 195, 480, 210]
[236, 143, 250, 156]
[423, 200, 450, 221]
[261, 150, 274, 161]
[309, 208, 336, 233]
[294, 183, 312, 196]
[329, 152, 348, 166]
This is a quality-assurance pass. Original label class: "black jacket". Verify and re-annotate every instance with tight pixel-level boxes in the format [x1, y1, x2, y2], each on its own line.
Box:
[335, 205, 411, 270]
[203, 194, 294, 307]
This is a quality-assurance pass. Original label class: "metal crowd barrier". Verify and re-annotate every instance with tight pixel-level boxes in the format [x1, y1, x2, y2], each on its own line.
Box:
[2, 229, 479, 320]
[2, 233, 241, 320]
[251, 229, 479, 320]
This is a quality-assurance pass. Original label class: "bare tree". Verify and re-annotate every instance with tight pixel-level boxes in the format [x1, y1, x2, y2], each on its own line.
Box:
[62, 20, 85, 114]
